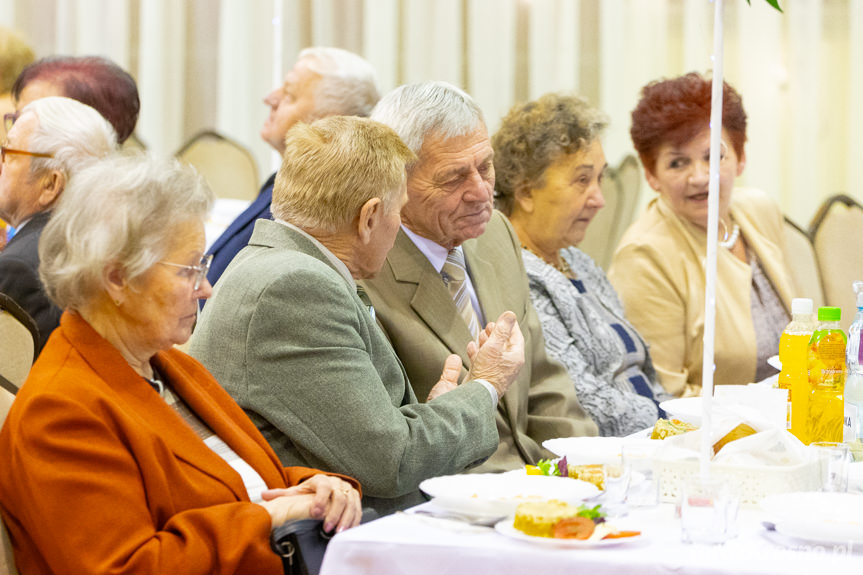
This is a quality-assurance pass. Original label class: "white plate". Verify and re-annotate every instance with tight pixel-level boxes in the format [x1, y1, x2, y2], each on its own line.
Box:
[761, 492, 863, 545]
[659, 397, 703, 425]
[419, 473, 599, 519]
[494, 518, 644, 548]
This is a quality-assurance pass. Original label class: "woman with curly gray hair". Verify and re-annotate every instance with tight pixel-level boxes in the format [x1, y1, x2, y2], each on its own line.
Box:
[493, 93, 668, 436]
[0, 154, 362, 574]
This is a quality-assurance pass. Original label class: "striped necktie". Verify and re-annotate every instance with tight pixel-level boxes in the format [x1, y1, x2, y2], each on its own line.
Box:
[441, 248, 480, 339]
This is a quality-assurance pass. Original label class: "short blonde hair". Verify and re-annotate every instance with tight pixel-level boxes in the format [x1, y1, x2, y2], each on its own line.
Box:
[39, 153, 214, 311]
[273, 116, 416, 233]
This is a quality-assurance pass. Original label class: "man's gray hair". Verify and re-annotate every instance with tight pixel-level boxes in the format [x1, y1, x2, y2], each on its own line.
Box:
[24, 96, 118, 177]
[300, 47, 380, 119]
[39, 153, 214, 311]
[370, 81, 486, 156]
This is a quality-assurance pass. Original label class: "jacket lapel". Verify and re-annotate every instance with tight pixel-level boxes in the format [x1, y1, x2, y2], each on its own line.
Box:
[155, 352, 286, 490]
[62, 313, 252, 501]
[460, 229, 519, 426]
[388, 231, 473, 367]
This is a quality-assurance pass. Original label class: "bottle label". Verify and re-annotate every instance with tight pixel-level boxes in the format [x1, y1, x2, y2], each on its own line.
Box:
[845, 404, 858, 443]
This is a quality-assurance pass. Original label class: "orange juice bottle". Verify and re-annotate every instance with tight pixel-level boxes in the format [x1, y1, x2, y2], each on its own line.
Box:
[808, 307, 847, 443]
[779, 298, 816, 442]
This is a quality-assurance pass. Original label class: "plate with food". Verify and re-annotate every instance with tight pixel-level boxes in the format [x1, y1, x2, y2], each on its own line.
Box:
[494, 500, 643, 548]
[419, 473, 599, 520]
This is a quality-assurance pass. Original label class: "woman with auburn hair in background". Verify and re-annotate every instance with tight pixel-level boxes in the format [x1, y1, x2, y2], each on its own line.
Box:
[609, 73, 794, 397]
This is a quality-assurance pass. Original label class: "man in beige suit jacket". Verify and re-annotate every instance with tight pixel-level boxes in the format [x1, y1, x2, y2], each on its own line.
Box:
[362, 82, 598, 472]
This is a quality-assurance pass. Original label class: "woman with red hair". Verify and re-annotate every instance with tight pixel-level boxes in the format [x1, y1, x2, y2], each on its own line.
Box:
[609, 73, 794, 397]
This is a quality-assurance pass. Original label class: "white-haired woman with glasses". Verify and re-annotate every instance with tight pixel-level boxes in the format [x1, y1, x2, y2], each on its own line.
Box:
[0, 154, 362, 574]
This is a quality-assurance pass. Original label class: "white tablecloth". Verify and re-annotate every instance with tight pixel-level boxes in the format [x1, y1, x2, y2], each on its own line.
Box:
[320, 502, 863, 575]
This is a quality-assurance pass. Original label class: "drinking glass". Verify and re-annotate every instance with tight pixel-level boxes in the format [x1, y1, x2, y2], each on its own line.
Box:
[810, 441, 850, 492]
[621, 441, 659, 507]
[680, 475, 739, 544]
[601, 455, 630, 516]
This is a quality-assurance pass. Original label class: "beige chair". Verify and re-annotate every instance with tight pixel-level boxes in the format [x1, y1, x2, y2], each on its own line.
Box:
[176, 130, 259, 202]
[810, 195, 863, 331]
[0, 385, 16, 575]
[0, 294, 32, 575]
[0, 293, 38, 395]
[783, 216, 824, 308]
[0, 367, 17, 575]
[579, 154, 642, 270]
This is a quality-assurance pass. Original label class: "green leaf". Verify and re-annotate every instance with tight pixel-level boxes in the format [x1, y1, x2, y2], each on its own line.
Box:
[536, 459, 560, 476]
[576, 504, 607, 521]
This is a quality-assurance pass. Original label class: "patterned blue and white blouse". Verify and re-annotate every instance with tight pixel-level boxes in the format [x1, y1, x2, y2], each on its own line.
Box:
[523, 247, 671, 437]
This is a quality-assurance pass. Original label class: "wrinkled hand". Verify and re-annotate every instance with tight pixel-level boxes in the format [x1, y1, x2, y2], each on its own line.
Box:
[465, 311, 524, 398]
[258, 475, 361, 533]
[427, 354, 463, 401]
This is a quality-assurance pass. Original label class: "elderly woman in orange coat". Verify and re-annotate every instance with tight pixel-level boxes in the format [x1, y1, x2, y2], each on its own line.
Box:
[0, 154, 361, 574]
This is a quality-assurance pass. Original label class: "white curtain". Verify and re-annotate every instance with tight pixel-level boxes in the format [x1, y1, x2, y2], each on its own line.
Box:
[2, 0, 860, 225]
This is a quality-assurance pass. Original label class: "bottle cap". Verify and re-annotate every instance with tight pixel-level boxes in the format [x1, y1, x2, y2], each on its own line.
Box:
[818, 306, 842, 322]
[855, 281, 863, 308]
[791, 298, 813, 315]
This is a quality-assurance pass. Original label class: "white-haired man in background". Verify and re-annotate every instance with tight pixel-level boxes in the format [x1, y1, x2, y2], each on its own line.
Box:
[0, 96, 118, 354]
[206, 47, 380, 286]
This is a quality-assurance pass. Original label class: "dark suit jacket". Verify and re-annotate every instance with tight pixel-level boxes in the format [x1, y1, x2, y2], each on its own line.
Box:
[206, 173, 276, 286]
[190, 220, 499, 516]
[0, 312, 357, 575]
[361, 211, 598, 472]
[0, 210, 61, 354]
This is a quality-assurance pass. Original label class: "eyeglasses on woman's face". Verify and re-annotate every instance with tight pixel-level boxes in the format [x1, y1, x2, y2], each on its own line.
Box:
[158, 253, 213, 291]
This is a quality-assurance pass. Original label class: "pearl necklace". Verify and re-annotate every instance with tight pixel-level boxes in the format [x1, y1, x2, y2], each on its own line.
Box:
[719, 223, 740, 250]
[522, 245, 572, 274]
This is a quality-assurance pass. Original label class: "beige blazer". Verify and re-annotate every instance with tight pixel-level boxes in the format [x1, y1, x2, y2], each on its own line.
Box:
[361, 211, 597, 472]
[609, 188, 794, 397]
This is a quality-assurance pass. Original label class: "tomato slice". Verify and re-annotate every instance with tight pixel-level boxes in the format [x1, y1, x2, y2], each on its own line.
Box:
[552, 516, 595, 540]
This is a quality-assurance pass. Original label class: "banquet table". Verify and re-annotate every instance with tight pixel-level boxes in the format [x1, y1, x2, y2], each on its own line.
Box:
[319, 501, 863, 575]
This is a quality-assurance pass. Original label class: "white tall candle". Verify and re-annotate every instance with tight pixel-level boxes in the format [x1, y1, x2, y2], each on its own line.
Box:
[701, 0, 725, 477]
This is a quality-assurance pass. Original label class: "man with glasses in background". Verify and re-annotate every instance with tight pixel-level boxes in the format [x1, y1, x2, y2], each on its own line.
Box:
[0, 97, 117, 354]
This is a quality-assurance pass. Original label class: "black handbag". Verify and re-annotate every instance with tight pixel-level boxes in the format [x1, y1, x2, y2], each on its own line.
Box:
[270, 509, 378, 575]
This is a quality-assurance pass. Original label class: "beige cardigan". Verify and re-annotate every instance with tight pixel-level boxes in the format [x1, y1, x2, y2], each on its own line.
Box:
[608, 188, 794, 397]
